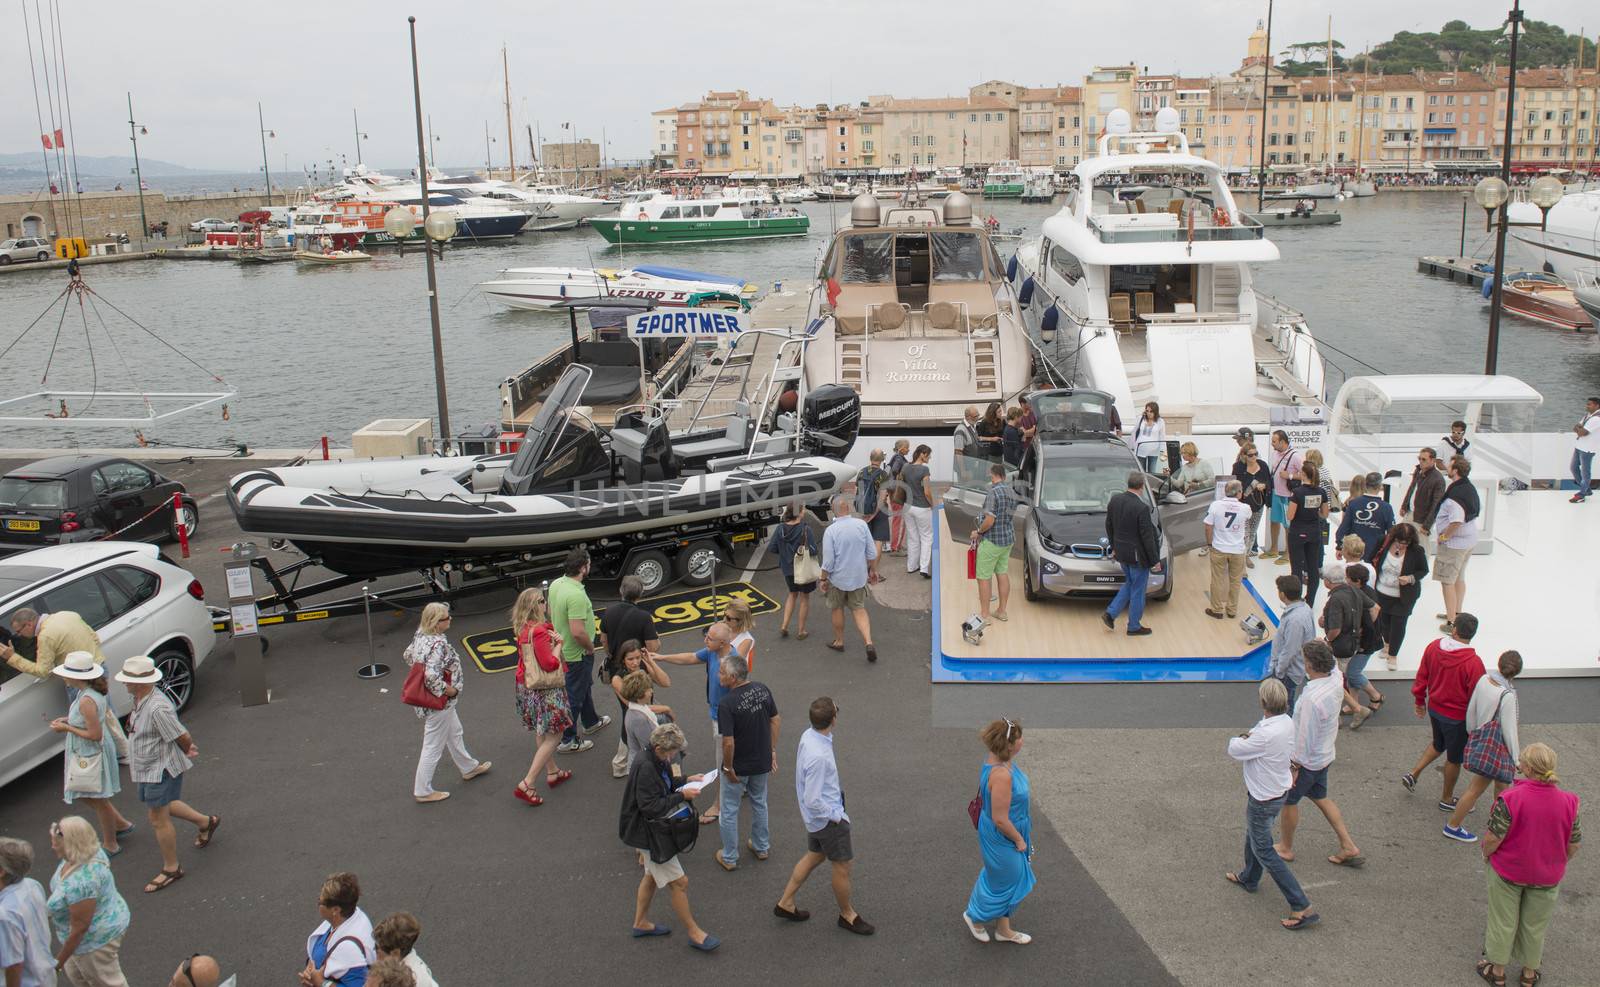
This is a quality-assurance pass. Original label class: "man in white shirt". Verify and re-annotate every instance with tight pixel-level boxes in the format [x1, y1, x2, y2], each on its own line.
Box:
[1204, 480, 1251, 620]
[1273, 641, 1364, 868]
[1432, 456, 1480, 631]
[1225, 678, 1317, 930]
[1570, 396, 1599, 504]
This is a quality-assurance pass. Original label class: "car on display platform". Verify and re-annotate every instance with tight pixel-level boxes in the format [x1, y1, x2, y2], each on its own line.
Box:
[0, 237, 52, 264]
[0, 455, 198, 557]
[188, 218, 240, 233]
[0, 542, 217, 788]
[943, 388, 1212, 603]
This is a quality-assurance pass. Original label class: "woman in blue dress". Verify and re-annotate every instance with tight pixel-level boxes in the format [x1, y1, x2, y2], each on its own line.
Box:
[48, 653, 133, 856]
[964, 717, 1036, 944]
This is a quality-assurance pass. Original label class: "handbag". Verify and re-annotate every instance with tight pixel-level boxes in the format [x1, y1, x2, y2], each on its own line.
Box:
[65, 735, 103, 794]
[647, 803, 700, 863]
[791, 542, 822, 585]
[1464, 691, 1515, 783]
[401, 660, 450, 710]
[967, 786, 983, 829]
[519, 626, 566, 691]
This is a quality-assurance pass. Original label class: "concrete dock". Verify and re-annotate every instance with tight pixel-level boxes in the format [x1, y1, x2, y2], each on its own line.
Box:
[1417, 254, 1492, 288]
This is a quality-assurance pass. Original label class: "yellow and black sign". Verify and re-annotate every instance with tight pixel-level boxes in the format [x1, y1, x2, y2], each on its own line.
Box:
[461, 581, 780, 675]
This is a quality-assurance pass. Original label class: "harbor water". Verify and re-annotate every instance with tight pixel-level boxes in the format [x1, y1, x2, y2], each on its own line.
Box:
[0, 190, 1594, 452]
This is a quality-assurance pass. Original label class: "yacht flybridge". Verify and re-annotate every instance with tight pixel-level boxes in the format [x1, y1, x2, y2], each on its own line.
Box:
[1013, 109, 1327, 440]
[804, 191, 1034, 435]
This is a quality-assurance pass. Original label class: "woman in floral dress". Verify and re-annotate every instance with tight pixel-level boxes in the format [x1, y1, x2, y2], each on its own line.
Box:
[511, 588, 575, 807]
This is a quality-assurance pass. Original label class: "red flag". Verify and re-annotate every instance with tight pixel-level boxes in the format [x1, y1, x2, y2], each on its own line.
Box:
[53, 129, 64, 147]
[41, 133, 52, 149]
[825, 277, 841, 307]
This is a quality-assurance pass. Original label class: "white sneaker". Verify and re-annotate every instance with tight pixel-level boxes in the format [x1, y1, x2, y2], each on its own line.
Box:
[581, 715, 613, 737]
[557, 739, 594, 754]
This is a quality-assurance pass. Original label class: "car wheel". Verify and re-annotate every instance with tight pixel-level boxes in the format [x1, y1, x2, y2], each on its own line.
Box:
[624, 549, 672, 596]
[36, 252, 49, 262]
[0, 255, 12, 265]
[152, 647, 196, 711]
[172, 500, 199, 541]
[675, 540, 726, 587]
[1022, 550, 1040, 602]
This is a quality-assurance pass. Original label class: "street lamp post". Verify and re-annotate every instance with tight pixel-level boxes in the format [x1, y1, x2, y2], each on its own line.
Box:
[126, 92, 148, 251]
[404, 16, 455, 453]
[258, 102, 275, 205]
[1256, 0, 1274, 210]
[1478, 0, 1527, 376]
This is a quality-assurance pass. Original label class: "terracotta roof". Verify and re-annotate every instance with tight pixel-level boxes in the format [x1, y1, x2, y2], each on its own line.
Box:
[876, 96, 1013, 112]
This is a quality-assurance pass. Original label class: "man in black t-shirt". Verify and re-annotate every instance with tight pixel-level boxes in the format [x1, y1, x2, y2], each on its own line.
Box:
[715, 653, 779, 871]
[599, 575, 660, 657]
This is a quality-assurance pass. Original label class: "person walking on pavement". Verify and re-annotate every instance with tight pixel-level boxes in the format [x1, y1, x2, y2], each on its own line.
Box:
[0, 837, 55, 987]
[1570, 396, 1599, 503]
[1434, 456, 1481, 633]
[1476, 743, 1581, 987]
[404, 604, 490, 805]
[1204, 480, 1251, 619]
[1273, 641, 1364, 869]
[1339, 566, 1385, 727]
[301, 871, 375, 986]
[1264, 430, 1304, 562]
[1268, 575, 1314, 713]
[1224, 679, 1319, 931]
[1373, 522, 1428, 671]
[1400, 447, 1446, 544]
[714, 655, 778, 871]
[963, 719, 1036, 945]
[48, 654, 134, 857]
[549, 549, 611, 753]
[901, 445, 935, 578]
[1101, 472, 1158, 636]
[114, 656, 221, 894]
[1402, 613, 1486, 811]
[819, 496, 879, 662]
[774, 697, 873, 935]
[767, 504, 818, 640]
[46, 817, 131, 986]
[620, 723, 719, 952]
[971, 462, 1016, 625]
[1444, 650, 1523, 843]
[652, 622, 737, 825]
[854, 450, 892, 582]
[511, 588, 575, 807]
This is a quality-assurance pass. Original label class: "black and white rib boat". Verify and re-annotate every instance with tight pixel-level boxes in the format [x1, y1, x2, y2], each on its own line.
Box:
[228, 345, 861, 583]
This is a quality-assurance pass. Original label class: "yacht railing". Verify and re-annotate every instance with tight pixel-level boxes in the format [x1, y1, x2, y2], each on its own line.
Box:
[1257, 292, 1327, 403]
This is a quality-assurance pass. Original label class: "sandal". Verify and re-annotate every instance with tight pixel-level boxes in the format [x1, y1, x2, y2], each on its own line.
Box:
[1224, 872, 1257, 893]
[1520, 970, 1540, 987]
[1370, 693, 1385, 709]
[194, 815, 221, 849]
[514, 782, 544, 807]
[143, 868, 183, 894]
[1280, 912, 1319, 931]
[796, 630, 809, 640]
[698, 810, 720, 825]
[1476, 958, 1506, 986]
[546, 769, 573, 789]
[825, 641, 845, 652]
[779, 627, 789, 638]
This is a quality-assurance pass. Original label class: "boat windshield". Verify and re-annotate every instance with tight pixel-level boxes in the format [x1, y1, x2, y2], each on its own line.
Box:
[931, 232, 986, 281]
[1038, 453, 1141, 514]
[502, 365, 593, 490]
[838, 233, 894, 284]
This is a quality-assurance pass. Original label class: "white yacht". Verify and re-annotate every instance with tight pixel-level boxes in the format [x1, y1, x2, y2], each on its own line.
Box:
[1012, 109, 1327, 444]
[511, 178, 614, 230]
[1508, 187, 1600, 282]
[803, 190, 1034, 439]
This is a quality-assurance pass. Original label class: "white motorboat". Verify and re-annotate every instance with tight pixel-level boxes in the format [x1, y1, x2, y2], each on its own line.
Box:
[1012, 109, 1328, 440]
[1574, 269, 1600, 325]
[1508, 187, 1600, 283]
[778, 186, 818, 203]
[802, 190, 1035, 438]
[478, 264, 758, 312]
[513, 179, 614, 230]
[294, 249, 371, 265]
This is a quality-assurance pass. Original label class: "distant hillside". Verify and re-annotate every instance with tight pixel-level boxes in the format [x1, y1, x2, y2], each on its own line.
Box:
[0, 152, 211, 177]
[1276, 19, 1597, 76]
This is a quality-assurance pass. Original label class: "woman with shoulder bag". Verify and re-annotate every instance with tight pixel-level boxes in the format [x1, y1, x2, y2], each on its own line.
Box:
[1232, 444, 1272, 564]
[767, 504, 818, 639]
[964, 718, 1036, 945]
[48, 653, 135, 856]
[405, 604, 490, 805]
[511, 588, 575, 807]
[619, 723, 719, 951]
[1373, 523, 1429, 672]
[1444, 650, 1523, 843]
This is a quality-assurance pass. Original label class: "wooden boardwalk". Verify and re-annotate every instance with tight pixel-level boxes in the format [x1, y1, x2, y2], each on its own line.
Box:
[668, 290, 811, 428]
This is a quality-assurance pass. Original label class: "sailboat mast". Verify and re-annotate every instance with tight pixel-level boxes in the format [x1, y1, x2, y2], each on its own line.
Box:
[1357, 46, 1370, 175]
[1256, 0, 1274, 210]
[503, 45, 516, 181]
[1324, 16, 1333, 170]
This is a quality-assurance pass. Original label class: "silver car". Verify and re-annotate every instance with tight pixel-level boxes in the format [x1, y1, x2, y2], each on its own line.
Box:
[0, 237, 52, 264]
[0, 542, 217, 788]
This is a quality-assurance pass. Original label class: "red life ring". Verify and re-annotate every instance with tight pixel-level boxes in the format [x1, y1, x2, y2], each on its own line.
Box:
[1211, 206, 1230, 228]
[638, 211, 648, 221]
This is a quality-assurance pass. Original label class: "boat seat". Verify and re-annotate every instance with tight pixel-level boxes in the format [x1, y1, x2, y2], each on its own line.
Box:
[1134, 291, 1155, 322]
[873, 302, 908, 332]
[927, 283, 998, 330]
[834, 285, 899, 335]
[926, 300, 962, 332]
[1165, 199, 1186, 216]
[672, 401, 751, 463]
[1110, 293, 1135, 334]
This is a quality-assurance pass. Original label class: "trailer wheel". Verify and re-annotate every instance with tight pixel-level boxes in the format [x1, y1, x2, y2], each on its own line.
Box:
[624, 550, 673, 596]
[676, 540, 726, 587]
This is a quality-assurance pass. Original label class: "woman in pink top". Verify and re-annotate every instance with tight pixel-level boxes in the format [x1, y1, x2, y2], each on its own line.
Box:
[1476, 743, 1582, 987]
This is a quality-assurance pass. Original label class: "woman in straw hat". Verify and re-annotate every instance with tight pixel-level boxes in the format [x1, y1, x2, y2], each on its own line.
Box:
[48, 652, 134, 856]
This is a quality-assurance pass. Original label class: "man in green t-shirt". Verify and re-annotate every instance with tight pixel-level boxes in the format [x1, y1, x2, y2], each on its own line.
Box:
[548, 548, 610, 752]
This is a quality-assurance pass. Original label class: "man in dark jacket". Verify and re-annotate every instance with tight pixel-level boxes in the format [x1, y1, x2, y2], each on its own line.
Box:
[1400, 447, 1447, 540]
[619, 722, 720, 950]
[1101, 471, 1159, 636]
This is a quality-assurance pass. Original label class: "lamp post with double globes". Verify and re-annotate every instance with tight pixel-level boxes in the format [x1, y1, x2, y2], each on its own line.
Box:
[383, 201, 457, 453]
[1474, 173, 1563, 374]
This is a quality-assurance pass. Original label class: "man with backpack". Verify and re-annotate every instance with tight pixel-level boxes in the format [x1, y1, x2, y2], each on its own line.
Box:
[854, 450, 891, 585]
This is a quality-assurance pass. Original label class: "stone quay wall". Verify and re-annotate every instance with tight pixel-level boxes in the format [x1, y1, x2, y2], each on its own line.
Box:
[1, 188, 291, 241]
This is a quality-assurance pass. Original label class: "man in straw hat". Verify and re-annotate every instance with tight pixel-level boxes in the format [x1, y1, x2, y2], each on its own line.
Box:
[116, 655, 219, 894]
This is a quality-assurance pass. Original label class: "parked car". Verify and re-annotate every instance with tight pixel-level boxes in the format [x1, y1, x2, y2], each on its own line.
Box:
[0, 455, 198, 557]
[0, 237, 52, 264]
[189, 218, 239, 233]
[943, 388, 1212, 603]
[0, 542, 217, 788]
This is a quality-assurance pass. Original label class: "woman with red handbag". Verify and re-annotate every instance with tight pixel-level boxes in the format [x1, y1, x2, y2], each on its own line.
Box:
[511, 588, 576, 807]
[405, 603, 490, 804]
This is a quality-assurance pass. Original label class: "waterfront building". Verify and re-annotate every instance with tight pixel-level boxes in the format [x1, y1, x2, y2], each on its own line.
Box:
[1417, 72, 1497, 174]
[1018, 85, 1083, 171]
[861, 95, 1014, 171]
[1081, 65, 1137, 158]
[651, 108, 679, 170]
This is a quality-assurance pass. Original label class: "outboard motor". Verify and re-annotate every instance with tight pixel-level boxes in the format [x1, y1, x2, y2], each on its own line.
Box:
[799, 385, 862, 459]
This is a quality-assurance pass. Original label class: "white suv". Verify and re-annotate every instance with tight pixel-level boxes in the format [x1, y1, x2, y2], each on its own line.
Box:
[0, 237, 52, 264]
[0, 542, 217, 788]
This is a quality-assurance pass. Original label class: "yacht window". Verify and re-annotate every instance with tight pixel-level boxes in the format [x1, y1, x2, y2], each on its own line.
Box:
[659, 206, 680, 219]
[930, 232, 985, 281]
[1049, 246, 1084, 285]
[680, 205, 701, 218]
[838, 233, 894, 283]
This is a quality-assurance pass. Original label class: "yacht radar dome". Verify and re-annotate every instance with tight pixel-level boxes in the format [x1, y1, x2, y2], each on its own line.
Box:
[850, 193, 881, 227]
[942, 191, 973, 225]
[1105, 108, 1132, 136]
[1154, 106, 1180, 133]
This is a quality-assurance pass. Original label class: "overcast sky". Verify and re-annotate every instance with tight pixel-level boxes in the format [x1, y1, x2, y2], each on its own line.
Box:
[3, 0, 1591, 174]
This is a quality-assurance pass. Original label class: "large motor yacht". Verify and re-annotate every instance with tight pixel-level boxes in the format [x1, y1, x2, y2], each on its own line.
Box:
[1012, 109, 1327, 446]
[803, 191, 1034, 437]
[1507, 186, 1600, 283]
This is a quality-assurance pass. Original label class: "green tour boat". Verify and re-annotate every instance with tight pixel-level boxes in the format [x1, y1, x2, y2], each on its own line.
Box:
[590, 196, 809, 245]
[981, 161, 1026, 198]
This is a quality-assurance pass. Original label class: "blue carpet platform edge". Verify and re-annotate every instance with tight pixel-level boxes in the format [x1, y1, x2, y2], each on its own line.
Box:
[929, 506, 1277, 684]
